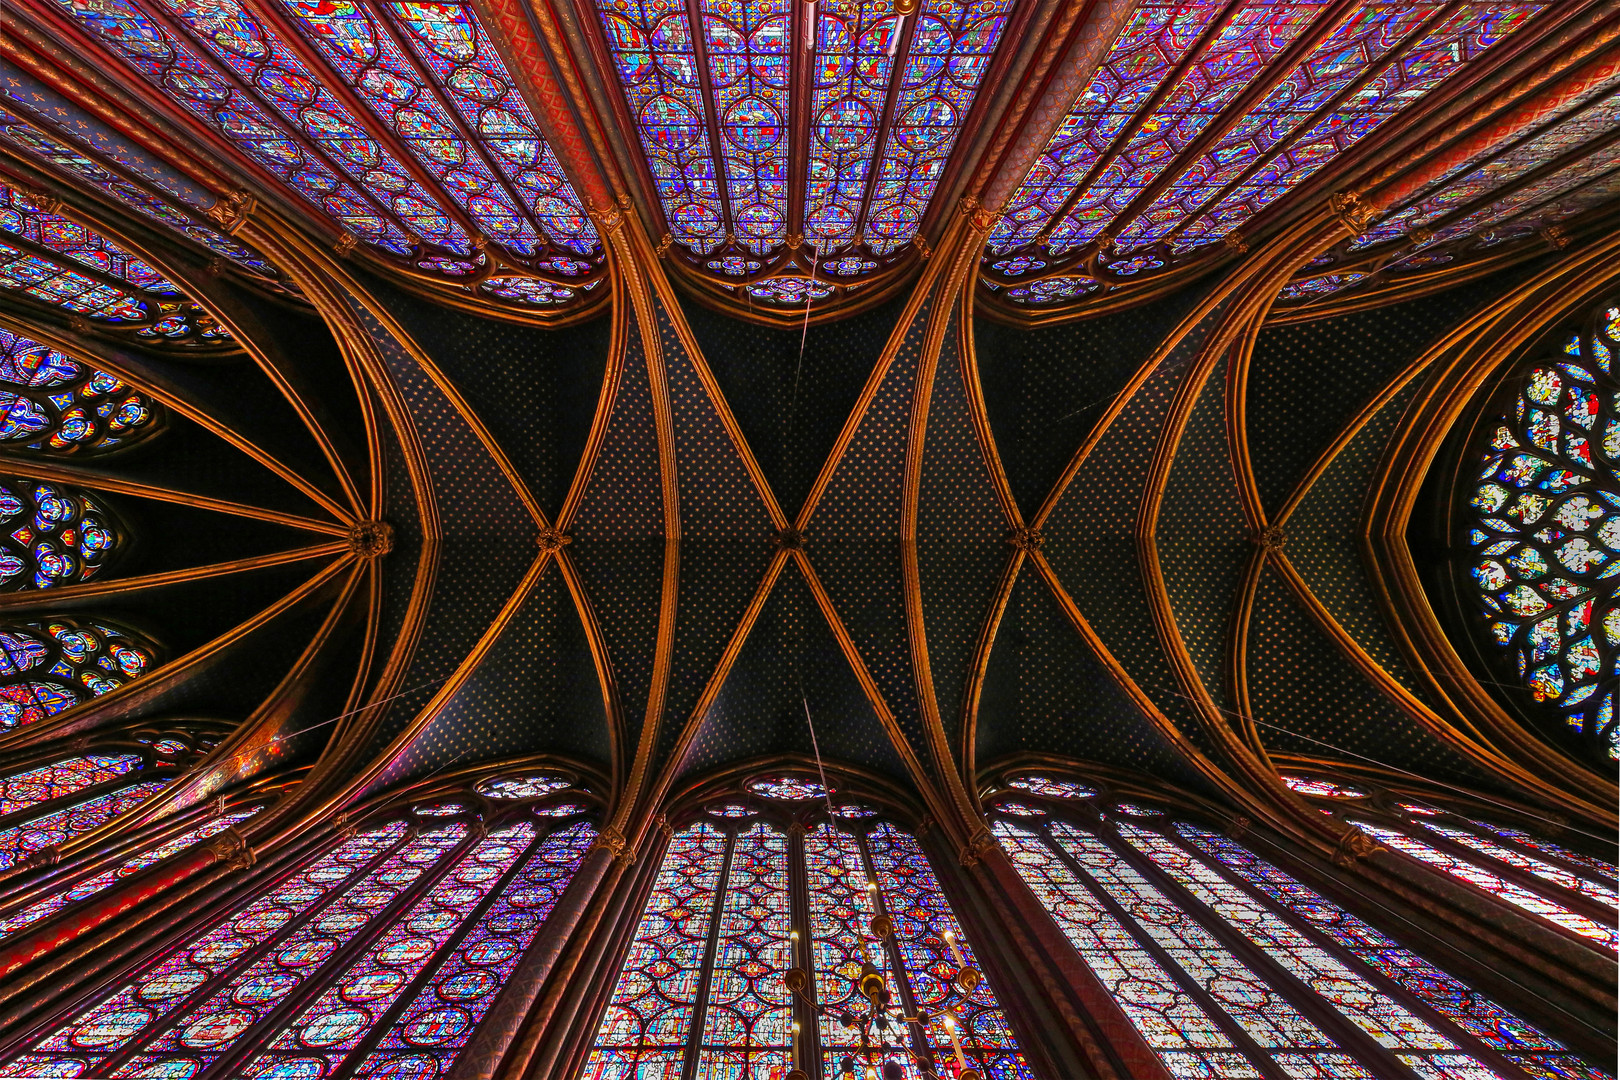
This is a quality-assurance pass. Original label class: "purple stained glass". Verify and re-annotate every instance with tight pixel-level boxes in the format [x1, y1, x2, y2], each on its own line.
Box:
[107, 824, 466, 1077]
[1465, 820, 1618, 884]
[476, 774, 570, 799]
[0, 479, 121, 590]
[993, 821, 1262, 1077]
[803, 821, 881, 1077]
[1281, 776, 1368, 799]
[1178, 824, 1608, 1079]
[703, 0, 790, 257]
[355, 820, 595, 1078]
[0, 806, 262, 943]
[745, 275, 834, 304]
[49, 0, 412, 254]
[11, 822, 408, 1077]
[0, 753, 141, 817]
[0, 332, 157, 455]
[866, 821, 1031, 1080]
[1005, 775, 1095, 799]
[581, 821, 727, 1075]
[242, 822, 536, 1078]
[1415, 820, 1618, 912]
[0, 780, 165, 873]
[0, 619, 156, 732]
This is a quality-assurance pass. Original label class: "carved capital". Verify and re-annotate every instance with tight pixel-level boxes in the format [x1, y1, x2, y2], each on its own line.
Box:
[21, 846, 60, 871]
[959, 827, 996, 868]
[655, 232, 675, 258]
[205, 827, 255, 872]
[960, 194, 995, 233]
[592, 826, 632, 861]
[1329, 191, 1377, 237]
[785, 233, 803, 251]
[67, 314, 92, 335]
[536, 526, 572, 554]
[1331, 824, 1384, 869]
[1007, 526, 1043, 552]
[205, 189, 257, 235]
[348, 520, 393, 558]
[914, 234, 931, 260]
[1225, 814, 1251, 840]
[594, 205, 624, 235]
[333, 232, 359, 258]
[333, 811, 358, 840]
[1222, 231, 1248, 254]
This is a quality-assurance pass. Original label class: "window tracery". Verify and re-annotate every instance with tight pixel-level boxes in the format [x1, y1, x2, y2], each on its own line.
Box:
[0, 329, 161, 456]
[1464, 303, 1619, 760]
[0, 478, 122, 590]
[0, 182, 227, 345]
[986, 771, 1608, 1080]
[583, 786, 1030, 1079]
[5, 769, 599, 1079]
[594, 0, 1013, 305]
[41, 0, 604, 309]
[981, 3, 1548, 310]
[1283, 772, 1618, 956]
[0, 617, 158, 731]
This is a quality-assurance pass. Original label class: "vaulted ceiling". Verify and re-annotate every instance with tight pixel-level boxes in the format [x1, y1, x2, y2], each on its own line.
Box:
[0, 0, 1614, 863]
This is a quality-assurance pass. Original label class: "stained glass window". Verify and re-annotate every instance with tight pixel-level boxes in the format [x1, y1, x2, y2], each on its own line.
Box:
[0, 803, 262, 943]
[0, 617, 157, 730]
[0, 780, 166, 873]
[1464, 303, 1619, 759]
[745, 775, 828, 800]
[587, 807, 1029, 1078]
[1004, 775, 1096, 799]
[477, 773, 571, 799]
[595, 0, 1012, 304]
[991, 798, 1611, 1079]
[0, 478, 120, 590]
[0, 102, 283, 286]
[41, 0, 602, 306]
[982, 2, 1548, 308]
[0, 753, 141, 816]
[1281, 775, 1369, 799]
[0, 181, 226, 344]
[0, 329, 160, 456]
[6, 783, 598, 1079]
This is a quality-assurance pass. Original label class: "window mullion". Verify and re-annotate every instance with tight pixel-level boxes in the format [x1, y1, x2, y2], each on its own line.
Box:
[198, 826, 487, 1080]
[329, 821, 553, 1080]
[681, 0, 737, 236]
[1431, 811, 1618, 890]
[680, 824, 737, 1080]
[853, 825, 935, 1074]
[1100, 824, 1425, 1080]
[1038, 818, 1294, 1080]
[786, 820, 820, 1080]
[1160, 827, 1542, 1080]
[92, 825, 414, 1076]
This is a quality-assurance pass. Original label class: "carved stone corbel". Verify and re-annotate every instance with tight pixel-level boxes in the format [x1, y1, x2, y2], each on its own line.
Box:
[959, 827, 996, 868]
[1331, 824, 1383, 869]
[205, 189, 258, 236]
[1329, 191, 1377, 237]
[205, 827, 255, 872]
[333, 232, 359, 258]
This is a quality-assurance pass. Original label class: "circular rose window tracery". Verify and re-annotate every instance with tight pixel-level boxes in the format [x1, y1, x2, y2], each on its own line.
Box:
[1466, 303, 1619, 760]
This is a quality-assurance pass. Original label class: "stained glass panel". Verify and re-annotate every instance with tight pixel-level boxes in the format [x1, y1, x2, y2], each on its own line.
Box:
[1464, 305, 1619, 758]
[0, 778, 164, 873]
[243, 823, 531, 1078]
[1178, 824, 1607, 1079]
[745, 776, 828, 800]
[11, 822, 408, 1076]
[804, 821, 882, 1078]
[1413, 820, 1619, 912]
[0, 329, 159, 456]
[0, 753, 141, 816]
[0, 479, 120, 590]
[581, 821, 727, 1076]
[1461, 820, 1618, 884]
[1045, 820, 1371, 1077]
[866, 821, 1030, 1080]
[1354, 820, 1618, 950]
[357, 820, 596, 1078]
[477, 774, 570, 799]
[0, 618, 156, 731]
[0, 805, 261, 943]
[1281, 776, 1368, 799]
[1004, 775, 1096, 799]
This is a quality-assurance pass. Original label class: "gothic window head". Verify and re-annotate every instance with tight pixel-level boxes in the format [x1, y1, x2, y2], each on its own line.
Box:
[0, 329, 161, 456]
[1465, 302, 1619, 760]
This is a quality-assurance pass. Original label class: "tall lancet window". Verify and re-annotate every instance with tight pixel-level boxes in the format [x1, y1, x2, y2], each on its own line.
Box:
[3, 769, 598, 1080]
[582, 775, 1030, 1079]
[1282, 774, 1619, 955]
[988, 771, 1608, 1080]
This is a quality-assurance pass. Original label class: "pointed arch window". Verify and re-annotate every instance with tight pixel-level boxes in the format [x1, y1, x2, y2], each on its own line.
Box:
[987, 773, 1607, 1080]
[0, 98, 287, 290]
[583, 780, 1030, 1079]
[0, 477, 124, 590]
[38, 0, 604, 308]
[1281, 773, 1619, 954]
[4, 769, 598, 1079]
[0, 617, 158, 731]
[1463, 302, 1619, 761]
[981, 3, 1549, 309]
[0, 182, 226, 345]
[0, 329, 161, 456]
[593, 0, 1016, 305]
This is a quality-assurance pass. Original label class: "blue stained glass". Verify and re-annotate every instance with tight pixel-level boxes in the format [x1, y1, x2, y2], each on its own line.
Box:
[355, 820, 595, 1078]
[12, 823, 409, 1078]
[867, 822, 1031, 1080]
[0, 478, 121, 590]
[0, 780, 166, 872]
[109, 825, 467, 1077]
[243, 823, 538, 1078]
[803, 821, 880, 1077]
[0, 107, 280, 280]
[1179, 824, 1610, 1079]
[701, 0, 791, 257]
[0, 753, 141, 817]
[49, 0, 413, 254]
[0, 806, 263, 943]
[0, 330, 157, 455]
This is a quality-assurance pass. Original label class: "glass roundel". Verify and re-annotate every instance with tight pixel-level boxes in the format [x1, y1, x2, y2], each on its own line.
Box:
[1466, 304, 1620, 759]
[1005, 775, 1095, 799]
[0, 618, 156, 730]
[0, 479, 120, 591]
